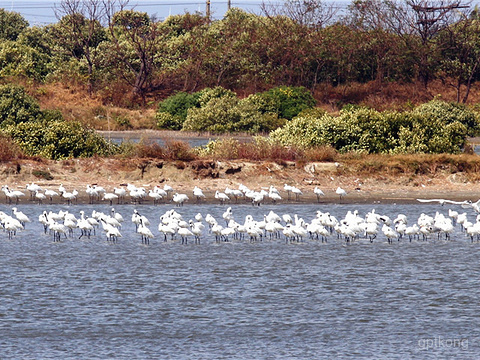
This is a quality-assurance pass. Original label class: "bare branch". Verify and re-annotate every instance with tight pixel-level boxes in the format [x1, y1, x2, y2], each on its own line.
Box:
[261, 0, 337, 28]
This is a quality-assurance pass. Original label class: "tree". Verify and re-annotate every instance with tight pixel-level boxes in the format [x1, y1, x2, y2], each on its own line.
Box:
[406, 0, 470, 87]
[347, 1, 415, 83]
[105, 8, 164, 103]
[0, 9, 28, 41]
[261, 0, 337, 29]
[437, 17, 480, 103]
[205, 9, 268, 90]
[347, 0, 470, 88]
[54, 0, 108, 94]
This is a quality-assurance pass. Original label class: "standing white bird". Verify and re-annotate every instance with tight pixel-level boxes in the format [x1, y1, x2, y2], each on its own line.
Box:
[222, 207, 234, 224]
[86, 184, 99, 204]
[45, 189, 59, 204]
[291, 186, 303, 201]
[137, 219, 154, 245]
[103, 192, 119, 206]
[2, 186, 25, 205]
[35, 191, 47, 204]
[215, 190, 230, 205]
[26, 182, 42, 199]
[163, 184, 174, 199]
[111, 208, 124, 224]
[268, 190, 282, 203]
[4, 218, 22, 239]
[193, 186, 206, 203]
[48, 219, 68, 242]
[336, 187, 347, 200]
[284, 184, 293, 200]
[178, 227, 194, 245]
[172, 193, 189, 206]
[12, 207, 30, 227]
[113, 187, 126, 204]
[189, 220, 204, 244]
[314, 187, 325, 203]
[225, 187, 244, 203]
[62, 190, 77, 205]
[148, 189, 163, 205]
[77, 211, 94, 239]
[382, 224, 398, 244]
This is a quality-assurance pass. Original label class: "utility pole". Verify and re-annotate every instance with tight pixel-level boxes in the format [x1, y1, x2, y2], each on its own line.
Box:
[206, 0, 211, 21]
[228, 0, 231, 10]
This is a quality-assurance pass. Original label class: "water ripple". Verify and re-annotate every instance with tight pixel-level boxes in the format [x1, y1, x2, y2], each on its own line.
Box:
[0, 203, 478, 358]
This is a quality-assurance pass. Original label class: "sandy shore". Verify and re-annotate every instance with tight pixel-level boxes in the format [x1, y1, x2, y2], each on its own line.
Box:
[0, 157, 479, 206]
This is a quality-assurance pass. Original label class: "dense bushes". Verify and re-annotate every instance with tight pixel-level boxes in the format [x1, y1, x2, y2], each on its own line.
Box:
[182, 93, 284, 133]
[259, 86, 316, 120]
[0, 84, 116, 160]
[156, 86, 312, 133]
[270, 100, 473, 154]
[4, 120, 115, 160]
[412, 100, 479, 136]
[155, 91, 201, 130]
[0, 84, 42, 126]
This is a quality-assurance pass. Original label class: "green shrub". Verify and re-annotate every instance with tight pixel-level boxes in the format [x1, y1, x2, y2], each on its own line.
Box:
[270, 105, 468, 154]
[183, 95, 240, 133]
[259, 86, 316, 120]
[41, 109, 64, 122]
[395, 113, 467, 154]
[183, 93, 285, 134]
[413, 100, 479, 136]
[155, 91, 201, 130]
[0, 9, 29, 41]
[4, 120, 117, 160]
[0, 84, 42, 127]
[156, 112, 184, 131]
[0, 41, 50, 81]
[196, 86, 237, 106]
[114, 115, 132, 129]
[270, 115, 330, 148]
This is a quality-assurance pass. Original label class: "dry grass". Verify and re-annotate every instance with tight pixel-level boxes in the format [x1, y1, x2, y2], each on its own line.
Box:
[120, 139, 198, 161]
[314, 79, 480, 112]
[0, 134, 25, 162]
[24, 78, 480, 132]
[33, 82, 157, 129]
[337, 153, 480, 181]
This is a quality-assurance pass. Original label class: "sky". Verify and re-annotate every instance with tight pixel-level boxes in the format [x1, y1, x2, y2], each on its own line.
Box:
[0, 0, 350, 26]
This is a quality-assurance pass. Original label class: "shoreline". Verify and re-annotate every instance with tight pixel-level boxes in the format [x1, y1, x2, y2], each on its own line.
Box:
[1, 157, 480, 207]
[1, 191, 476, 207]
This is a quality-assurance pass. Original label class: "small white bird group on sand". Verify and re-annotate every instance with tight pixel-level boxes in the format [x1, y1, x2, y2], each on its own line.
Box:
[1, 181, 352, 206]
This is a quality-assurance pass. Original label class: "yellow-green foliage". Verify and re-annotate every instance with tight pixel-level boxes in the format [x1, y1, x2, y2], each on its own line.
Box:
[4, 120, 116, 160]
[182, 88, 285, 133]
[270, 101, 468, 154]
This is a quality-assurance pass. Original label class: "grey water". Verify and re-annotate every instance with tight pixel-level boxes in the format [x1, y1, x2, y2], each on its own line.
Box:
[0, 202, 479, 359]
[104, 134, 212, 148]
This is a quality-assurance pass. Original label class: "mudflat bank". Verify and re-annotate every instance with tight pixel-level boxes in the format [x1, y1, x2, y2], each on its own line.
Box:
[0, 157, 478, 205]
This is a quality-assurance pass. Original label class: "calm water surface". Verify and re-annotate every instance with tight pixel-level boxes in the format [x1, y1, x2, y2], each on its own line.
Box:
[0, 202, 478, 359]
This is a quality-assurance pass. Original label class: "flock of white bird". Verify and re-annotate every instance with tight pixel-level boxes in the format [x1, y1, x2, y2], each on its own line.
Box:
[2, 196, 480, 245]
[1, 182, 349, 206]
